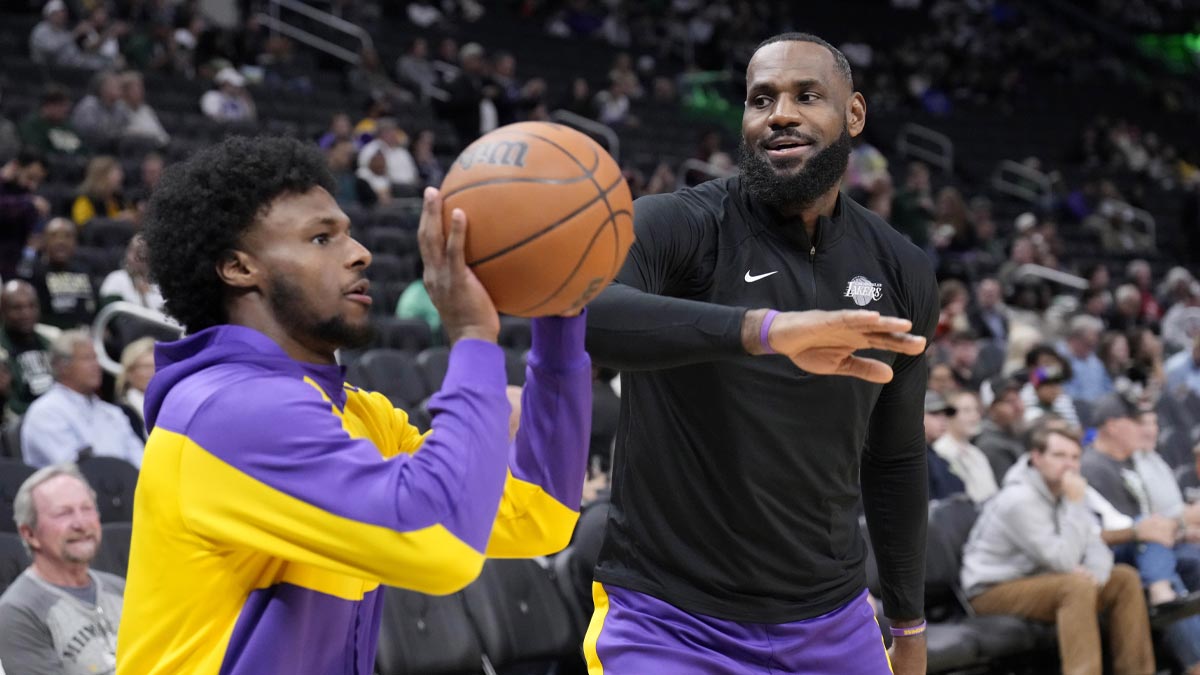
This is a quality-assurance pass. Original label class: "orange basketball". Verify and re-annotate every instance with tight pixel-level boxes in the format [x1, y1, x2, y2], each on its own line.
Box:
[440, 121, 635, 317]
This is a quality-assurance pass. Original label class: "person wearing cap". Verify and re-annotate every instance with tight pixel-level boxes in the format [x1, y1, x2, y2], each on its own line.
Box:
[925, 390, 965, 500]
[932, 390, 999, 504]
[960, 425, 1155, 675]
[1082, 392, 1200, 674]
[18, 84, 84, 156]
[1020, 344, 1080, 429]
[944, 328, 988, 391]
[976, 375, 1027, 481]
[200, 68, 256, 123]
[29, 0, 113, 70]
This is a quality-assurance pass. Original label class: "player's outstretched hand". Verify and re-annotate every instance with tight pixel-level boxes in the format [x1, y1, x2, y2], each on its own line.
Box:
[764, 310, 927, 384]
[418, 187, 500, 344]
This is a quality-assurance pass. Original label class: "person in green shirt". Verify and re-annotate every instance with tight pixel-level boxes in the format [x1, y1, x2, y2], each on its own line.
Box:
[394, 274, 442, 343]
[18, 85, 84, 156]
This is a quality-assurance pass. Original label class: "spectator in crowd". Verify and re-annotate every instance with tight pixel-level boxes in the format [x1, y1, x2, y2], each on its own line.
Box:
[1134, 408, 1200, 539]
[0, 280, 52, 415]
[968, 277, 1009, 344]
[933, 389, 998, 504]
[560, 77, 594, 119]
[129, 151, 163, 206]
[119, 70, 169, 147]
[960, 426, 1154, 675]
[1178, 442, 1200, 504]
[412, 129, 444, 188]
[21, 329, 144, 469]
[1166, 333, 1200, 397]
[357, 117, 418, 192]
[976, 375, 1027, 481]
[1020, 345, 1080, 429]
[1109, 284, 1147, 333]
[1082, 393, 1200, 672]
[927, 361, 958, 398]
[440, 41, 493, 144]
[945, 328, 987, 391]
[71, 156, 133, 227]
[22, 218, 96, 330]
[1126, 259, 1162, 323]
[0, 464, 124, 673]
[326, 140, 375, 208]
[936, 278, 971, 341]
[317, 112, 356, 151]
[200, 67, 256, 123]
[593, 78, 636, 128]
[889, 161, 935, 248]
[29, 0, 114, 70]
[926, 390, 965, 500]
[395, 37, 441, 102]
[116, 337, 155, 439]
[354, 147, 392, 207]
[76, 4, 126, 67]
[1098, 330, 1134, 384]
[70, 71, 131, 151]
[99, 234, 163, 313]
[394, 259, 441, 340]
[0, 90, 19, 165]
[348, 45, 409, 108]
[19, 84, 84, 155]
[0, 149, 49, 281]
[1161, 283, 1200, 355]
[1059, 314, 1114, 405]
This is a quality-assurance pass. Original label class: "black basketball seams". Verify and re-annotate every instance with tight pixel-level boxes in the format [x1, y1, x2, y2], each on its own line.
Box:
[465, 172, 626, 266]
[509, 207, 631, 315]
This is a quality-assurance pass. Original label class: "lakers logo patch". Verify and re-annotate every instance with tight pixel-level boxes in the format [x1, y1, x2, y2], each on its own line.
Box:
[844, 276, 883, 307]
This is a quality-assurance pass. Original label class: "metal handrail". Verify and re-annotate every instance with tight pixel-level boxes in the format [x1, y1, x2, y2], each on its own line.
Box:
[991, 160, 1052, 206]
[1011, 263, 1088, 291]
[895, 123, 953, 173]
[549, 109, 620, 162]
[262, 0, 374, 66]
[675, 159, 735, 189]
[1098, 198, 1157, 246]
[92, 302, 182, 375]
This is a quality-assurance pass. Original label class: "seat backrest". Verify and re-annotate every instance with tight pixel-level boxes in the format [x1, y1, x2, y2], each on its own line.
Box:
[0, 420, 23, 460]
[497, 316, 533, 351]
[348, 349, 428, 408]
[0, 531, 30, 593]
[415, 346, 452, 394]
[504, 349, 527, 387]
[550, 548, 589, 639]
[461, 558, 577, 667]
[374, 317, 434, 353]
[77, 457, 140, 523]
[0, 460, 36, 533]
[925, 496, 979, 619]
[375, 586, 483, 675]
[92, 521, 133, 577]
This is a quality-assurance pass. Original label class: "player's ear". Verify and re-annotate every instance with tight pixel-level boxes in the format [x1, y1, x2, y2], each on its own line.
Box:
[216, 248, 260, 289]
[847, 92, 866, 138]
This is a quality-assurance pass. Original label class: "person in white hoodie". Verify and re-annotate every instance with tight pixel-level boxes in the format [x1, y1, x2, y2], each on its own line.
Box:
[960, 425, 1154, 675]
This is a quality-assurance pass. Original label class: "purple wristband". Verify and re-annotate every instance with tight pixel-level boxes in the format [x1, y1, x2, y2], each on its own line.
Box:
[889, 620, 926, 638]
[759, 310, 779, 354]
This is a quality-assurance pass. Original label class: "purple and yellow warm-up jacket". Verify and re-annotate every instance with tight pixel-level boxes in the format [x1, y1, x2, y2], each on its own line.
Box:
[115, 315, 592, 674]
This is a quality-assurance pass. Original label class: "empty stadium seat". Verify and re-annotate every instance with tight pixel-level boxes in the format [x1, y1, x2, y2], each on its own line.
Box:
[460, 558, 580, 669]
[415, 346, 451, 393]
[504, 349, 527, 387]
[371, 317, 434, 353]
[498, 316, 533, 351]
[0, 419, 22, 460]
[92, 521, 133, 577]
[79, 218, 137, 249]
[0, 459, 35, 533]
[0, 530, 29, 593]
[375, 586, 484, 675]
[346, 349, 429, 407]
[77, 457, 140, 523]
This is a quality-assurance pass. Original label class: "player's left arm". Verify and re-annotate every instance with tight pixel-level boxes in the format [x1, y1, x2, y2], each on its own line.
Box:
[861, 252, 938, 630]
[391, 314, 592, 557]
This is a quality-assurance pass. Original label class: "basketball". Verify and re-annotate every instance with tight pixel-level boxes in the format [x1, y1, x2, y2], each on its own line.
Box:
[440, 121, 635, 317]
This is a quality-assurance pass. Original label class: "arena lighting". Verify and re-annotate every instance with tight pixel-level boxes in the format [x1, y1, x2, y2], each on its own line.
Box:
[1136, 33, 1200, 73]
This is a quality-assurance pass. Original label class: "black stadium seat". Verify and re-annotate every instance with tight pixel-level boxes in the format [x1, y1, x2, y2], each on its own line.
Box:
[0, 531, 30, 593]
[92, 521, 134, 578]
[498, 316, 533, 351]
[371, 317, 434, 353]
[0, 459, 36, 533]
[347, 349, 429, 407]
[460, 559, 580, 669]
[416, 346, 451, 393]
[375, 586, 484, 675]
[77, 457, 140, 523]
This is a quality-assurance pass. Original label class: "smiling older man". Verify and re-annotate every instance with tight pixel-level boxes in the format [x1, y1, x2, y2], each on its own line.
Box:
[0, 464, 124, 674]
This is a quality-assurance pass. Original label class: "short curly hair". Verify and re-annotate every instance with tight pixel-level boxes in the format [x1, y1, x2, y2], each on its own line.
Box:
[143, 136, 334, 333]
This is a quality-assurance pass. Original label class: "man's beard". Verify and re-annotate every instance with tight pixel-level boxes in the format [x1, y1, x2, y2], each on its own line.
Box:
[738, 125, 852, 211]
[269, 273, 375, 350]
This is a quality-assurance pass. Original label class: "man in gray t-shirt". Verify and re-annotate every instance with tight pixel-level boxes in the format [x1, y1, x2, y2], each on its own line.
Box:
[0, 464, 124, 674]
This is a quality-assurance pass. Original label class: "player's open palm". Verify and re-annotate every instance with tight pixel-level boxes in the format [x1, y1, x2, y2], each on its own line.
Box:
[418, 187, 500, 344]
[769, 310, 926, 384]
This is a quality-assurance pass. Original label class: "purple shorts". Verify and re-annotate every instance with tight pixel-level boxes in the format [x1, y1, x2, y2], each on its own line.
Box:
[583, 583, 893, 674]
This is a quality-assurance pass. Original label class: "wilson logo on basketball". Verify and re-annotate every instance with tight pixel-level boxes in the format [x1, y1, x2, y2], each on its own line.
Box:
[456, 141, 530, 169]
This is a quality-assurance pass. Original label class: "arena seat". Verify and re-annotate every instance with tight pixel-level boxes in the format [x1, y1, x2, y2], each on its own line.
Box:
[347, 349, 429, 408]
[371, 317, 434, 353]
[92, 521, 133, 577]
[0, 419, 22, 460]
[550, 547, 590, 640]
[79, 218, 137, 249]
[0, 531, 30, 593]
[497, 316, 533, 352]
[0, 459, 36, 533]
[504, 348, 527, 387]
[375, 586, 484, 675]
[460, 558, 580, 669]
[415, 346, 451, 393]
[78, 457, 140, 523]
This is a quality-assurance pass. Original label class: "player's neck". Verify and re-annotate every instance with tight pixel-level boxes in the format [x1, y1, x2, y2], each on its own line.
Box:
[227, 301, 338, 365]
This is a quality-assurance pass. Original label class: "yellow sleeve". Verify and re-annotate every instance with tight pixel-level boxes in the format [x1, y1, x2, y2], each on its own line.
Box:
[71, 196, 95, 226]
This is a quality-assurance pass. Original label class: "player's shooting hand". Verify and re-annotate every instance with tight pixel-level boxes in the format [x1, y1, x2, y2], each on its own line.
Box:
[417, 187, 499, 344]
[888, 630, 926, 675]
[760, 310, 926, 384]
